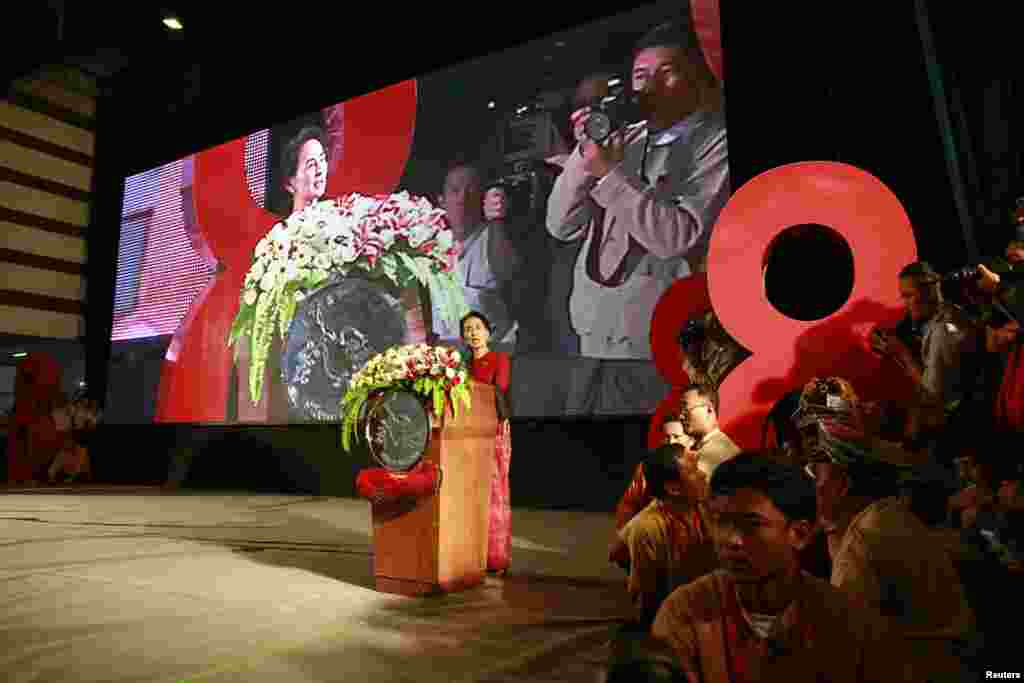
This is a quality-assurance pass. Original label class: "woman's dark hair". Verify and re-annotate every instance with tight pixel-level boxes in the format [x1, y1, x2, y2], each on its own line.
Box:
[644, 444, 685, 500]
[280, 126, 328, 191]
[761, 390, 803, 450]
[459, 311, 492, 336]
[709, 451, 817, 523]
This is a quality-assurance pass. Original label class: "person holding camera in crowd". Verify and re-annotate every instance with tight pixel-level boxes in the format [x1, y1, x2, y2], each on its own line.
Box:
[546, 20, 728, 411]
[870, 262, 986, 469]
[431, 163, 519, 347]
[976, 258, 1024, 430]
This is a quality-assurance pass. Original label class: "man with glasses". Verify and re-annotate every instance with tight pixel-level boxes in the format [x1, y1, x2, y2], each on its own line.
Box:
[546, 20, 728, 415]
[680, 383, 739, 478]
[652, 452, 905, 682]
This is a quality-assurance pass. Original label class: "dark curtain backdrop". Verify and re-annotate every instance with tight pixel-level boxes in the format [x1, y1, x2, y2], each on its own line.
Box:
[921, 0, 1022, 261]
[720, 0, 1020, 274]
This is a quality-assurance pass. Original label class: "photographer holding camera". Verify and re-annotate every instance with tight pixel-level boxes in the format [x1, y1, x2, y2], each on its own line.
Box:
[870, 262, 986, 468]
[546, 20, 728, 367]
[976, 260, 1024, 430]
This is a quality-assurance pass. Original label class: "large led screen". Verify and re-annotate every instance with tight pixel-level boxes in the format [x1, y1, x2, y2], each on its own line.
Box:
[107, 1, 729, 423]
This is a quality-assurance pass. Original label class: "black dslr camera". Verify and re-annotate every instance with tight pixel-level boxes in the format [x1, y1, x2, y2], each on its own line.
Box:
[583, 91, 643, 144]
[943, 265, 981, 285]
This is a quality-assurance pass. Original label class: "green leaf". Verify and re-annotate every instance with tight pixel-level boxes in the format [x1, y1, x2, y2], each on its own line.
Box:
[378, 255, 400, 288]
[433, 384, 444, 419]
[279, 290, 298, 340]
[397, 251, 428, 288]
[228, 299, 259, 353]
[448, 386, 459, 424]
[249, 288, 279, 404]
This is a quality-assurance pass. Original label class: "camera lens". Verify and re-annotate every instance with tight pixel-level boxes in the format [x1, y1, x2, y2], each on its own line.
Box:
[584, 111, 612, 143]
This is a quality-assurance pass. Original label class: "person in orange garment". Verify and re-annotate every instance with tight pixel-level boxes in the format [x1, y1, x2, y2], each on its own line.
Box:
[651, 452, 906, 683]
[461, 310, 513, 574]
[622, 444, 718, 627]
[6, 353, 65, 486]
[609, 415, 695, 571]
[807, 417, 974, 682]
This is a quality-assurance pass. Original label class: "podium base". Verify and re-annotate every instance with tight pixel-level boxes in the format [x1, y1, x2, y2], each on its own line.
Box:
[375, 573, 486, 597]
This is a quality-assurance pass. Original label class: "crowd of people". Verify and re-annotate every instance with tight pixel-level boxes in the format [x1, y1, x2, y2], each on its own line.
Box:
[603, 235, 1024, 680]
[4, 353, 100, 486]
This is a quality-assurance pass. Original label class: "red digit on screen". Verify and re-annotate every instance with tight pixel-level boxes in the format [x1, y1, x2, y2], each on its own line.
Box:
[649, 161, 918, 450]
[647, 273, 711, 448]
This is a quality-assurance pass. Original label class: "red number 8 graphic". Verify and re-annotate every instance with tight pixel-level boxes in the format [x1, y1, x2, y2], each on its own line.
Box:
[649, 162, 918, 449]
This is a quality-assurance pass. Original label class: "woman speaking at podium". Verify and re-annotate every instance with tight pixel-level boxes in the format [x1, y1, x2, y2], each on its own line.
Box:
[460, 311, 513, 574]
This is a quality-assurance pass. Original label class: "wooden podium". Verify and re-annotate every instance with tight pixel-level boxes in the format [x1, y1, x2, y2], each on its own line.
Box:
[370, 380, 497, 596]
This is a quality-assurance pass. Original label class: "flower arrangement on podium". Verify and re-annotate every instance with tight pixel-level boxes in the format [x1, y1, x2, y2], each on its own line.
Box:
[339, 343, 472, 452]
[227, 192, 469, 405]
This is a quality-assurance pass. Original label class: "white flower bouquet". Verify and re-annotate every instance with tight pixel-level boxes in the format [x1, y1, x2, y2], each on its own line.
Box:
[227, 192, 469, 405]
[339, 343, 471, 452]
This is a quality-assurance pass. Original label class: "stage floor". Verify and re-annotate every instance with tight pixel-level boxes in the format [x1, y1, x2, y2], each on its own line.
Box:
[0, 487, 631, 683]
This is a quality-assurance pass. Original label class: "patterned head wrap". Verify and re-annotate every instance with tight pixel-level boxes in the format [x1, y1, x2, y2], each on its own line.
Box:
[804, 414, 919, 485]
[794, 376, 863, 431]
[794, 376, 919, 483]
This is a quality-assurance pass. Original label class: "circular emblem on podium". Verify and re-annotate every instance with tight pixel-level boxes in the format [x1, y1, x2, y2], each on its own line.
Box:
[281, 275, 408, 422]
[362, 389, 432, 472]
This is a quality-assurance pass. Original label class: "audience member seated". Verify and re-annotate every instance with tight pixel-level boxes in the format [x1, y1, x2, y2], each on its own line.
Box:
[652, 452, 905, 682]
[679, 383, 740, 478]
[763, 388, 832, 579]
[807, 418, 974, 682]
[948, 440, 1009, 530]
[610, 415, 694, 570]
[793, 375, 944, 523]
[976, 263, 1024, 431]
[6, 353, 65, 486]
[621, 444, 718, 628]
[47, 394, 99, 484]
[605, 627, 686, 683]
[956, 430, 1024, 567]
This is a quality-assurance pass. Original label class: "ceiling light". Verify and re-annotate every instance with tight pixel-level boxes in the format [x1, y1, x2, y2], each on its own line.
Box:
[163, 15, 183, 30]
[488, 101, 496, 109]
[12, 352, 28, 358]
